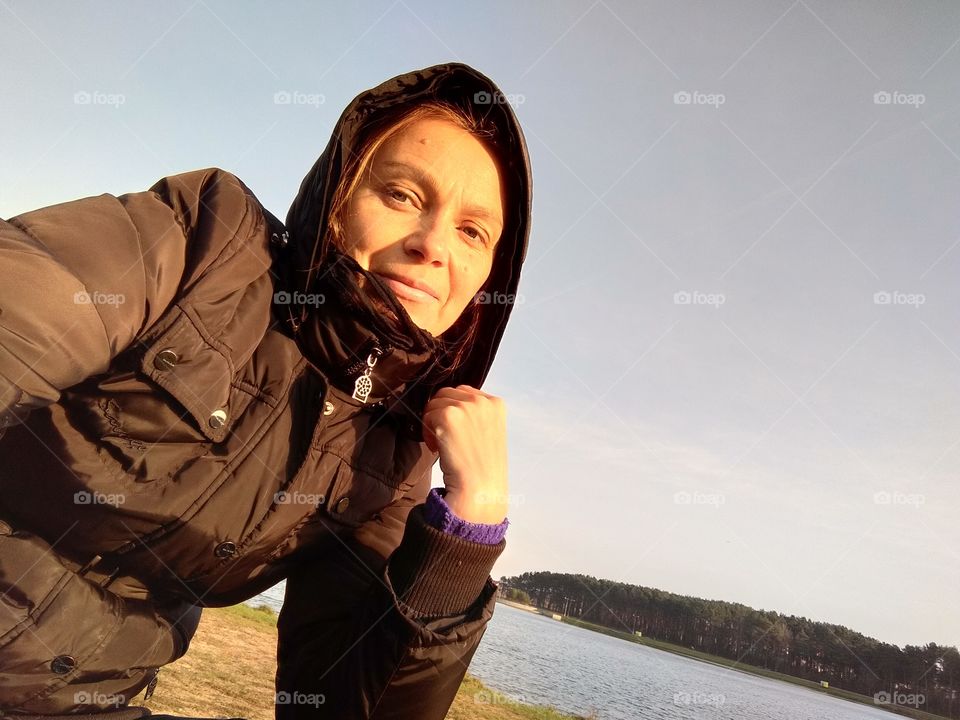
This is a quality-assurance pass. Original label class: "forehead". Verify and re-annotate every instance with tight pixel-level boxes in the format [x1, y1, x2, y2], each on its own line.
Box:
[373, 117, 505, 222]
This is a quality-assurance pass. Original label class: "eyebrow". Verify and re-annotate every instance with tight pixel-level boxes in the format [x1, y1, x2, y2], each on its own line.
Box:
[380, 160, 503, 227]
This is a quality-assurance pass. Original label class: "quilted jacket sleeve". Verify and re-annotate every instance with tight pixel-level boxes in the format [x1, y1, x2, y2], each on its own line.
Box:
[0, 168, 259, 429]
[0, 169, 268, 714]
[275, 460, 505, 720]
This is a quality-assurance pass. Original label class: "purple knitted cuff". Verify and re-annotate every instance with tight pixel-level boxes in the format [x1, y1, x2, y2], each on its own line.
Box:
[422, 487, 509, 545]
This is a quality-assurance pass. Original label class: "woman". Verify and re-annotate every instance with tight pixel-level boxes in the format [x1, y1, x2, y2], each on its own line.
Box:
[0, 62, 532, 720]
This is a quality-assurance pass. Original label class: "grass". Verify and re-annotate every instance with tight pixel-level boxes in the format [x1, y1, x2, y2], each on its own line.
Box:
[141, 605, 279, 720]
[447, 675, 594, 720]
[557, 613, 950, 720]
[139, 604, 585, 720]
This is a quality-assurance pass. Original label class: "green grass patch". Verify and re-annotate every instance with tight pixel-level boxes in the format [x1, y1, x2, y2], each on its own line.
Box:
[221, 602, 279, 627]
[452, 674, 592, 719]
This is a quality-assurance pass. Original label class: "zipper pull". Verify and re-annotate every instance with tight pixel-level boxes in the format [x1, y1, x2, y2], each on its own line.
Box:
[352, 347, 382, 403]
[143, 667, 160, 702]
[270, 230, 290, 248]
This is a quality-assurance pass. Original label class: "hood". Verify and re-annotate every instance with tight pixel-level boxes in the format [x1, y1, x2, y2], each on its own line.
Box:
[280, 62, 532, 411]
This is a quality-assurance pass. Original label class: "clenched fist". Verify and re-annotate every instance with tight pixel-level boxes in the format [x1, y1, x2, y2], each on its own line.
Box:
[421, 385, 509, 525]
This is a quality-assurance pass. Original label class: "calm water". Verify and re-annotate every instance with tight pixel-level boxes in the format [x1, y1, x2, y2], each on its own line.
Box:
[246, 583, 900, 720]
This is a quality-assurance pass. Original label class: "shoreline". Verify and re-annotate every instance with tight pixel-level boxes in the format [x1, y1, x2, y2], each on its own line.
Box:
[145, 599, 944, 720]
[498, 601, 949, 720]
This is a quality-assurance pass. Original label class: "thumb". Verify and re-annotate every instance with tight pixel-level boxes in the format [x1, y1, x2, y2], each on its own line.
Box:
[422, 415, 439, 454]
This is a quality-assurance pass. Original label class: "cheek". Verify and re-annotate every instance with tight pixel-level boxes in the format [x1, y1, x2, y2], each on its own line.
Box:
[469, 254, 495, 292]
[449, 257, 492, 306]
[340, 199, 385, 259]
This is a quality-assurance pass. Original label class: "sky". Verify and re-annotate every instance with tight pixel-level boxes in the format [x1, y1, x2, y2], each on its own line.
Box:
[1, 1, 957, 652]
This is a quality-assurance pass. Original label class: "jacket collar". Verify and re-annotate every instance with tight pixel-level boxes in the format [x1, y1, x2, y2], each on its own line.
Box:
[280, 248, 442, 418]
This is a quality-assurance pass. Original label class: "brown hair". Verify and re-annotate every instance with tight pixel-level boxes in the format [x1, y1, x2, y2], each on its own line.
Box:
[323, 99, 508, 378]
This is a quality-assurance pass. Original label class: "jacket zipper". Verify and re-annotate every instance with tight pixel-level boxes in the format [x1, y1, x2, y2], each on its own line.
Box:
[351, 344, 386, 403]
[143, 667, 160, 701]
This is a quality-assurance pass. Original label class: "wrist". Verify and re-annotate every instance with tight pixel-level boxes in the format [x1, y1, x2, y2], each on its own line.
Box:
[442, 488, 507, 525]
[425, 488, 509, 545]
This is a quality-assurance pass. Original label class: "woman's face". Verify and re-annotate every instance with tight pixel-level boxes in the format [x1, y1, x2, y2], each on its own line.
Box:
[339, 116, 505, 336]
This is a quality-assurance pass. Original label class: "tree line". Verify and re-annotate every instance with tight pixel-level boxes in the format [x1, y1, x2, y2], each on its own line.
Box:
[501, 571, 958, 719]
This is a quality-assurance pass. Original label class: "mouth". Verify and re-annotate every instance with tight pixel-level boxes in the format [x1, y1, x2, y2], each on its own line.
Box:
[373, 272, 440, 304]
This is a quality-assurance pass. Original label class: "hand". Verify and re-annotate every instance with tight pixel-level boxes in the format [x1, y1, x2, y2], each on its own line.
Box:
[421, 385, 508, 524]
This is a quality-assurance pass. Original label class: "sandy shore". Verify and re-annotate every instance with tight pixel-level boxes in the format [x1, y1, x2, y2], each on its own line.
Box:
[140, 604, 586, 720]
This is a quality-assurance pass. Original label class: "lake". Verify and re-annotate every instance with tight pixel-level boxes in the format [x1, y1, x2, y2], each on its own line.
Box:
[246, 582, 906, 719]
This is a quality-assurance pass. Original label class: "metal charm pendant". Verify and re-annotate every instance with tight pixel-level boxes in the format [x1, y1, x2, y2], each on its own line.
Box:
[351, 350, 381, 403]
[352, 373, 373, 403]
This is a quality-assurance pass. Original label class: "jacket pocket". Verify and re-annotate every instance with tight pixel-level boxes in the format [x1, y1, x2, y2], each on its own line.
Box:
[56, 301, 256, 488]
[312, 412, 436, 526]
[137, 302, 249, 444]
[0, 524, 179, 712]
[268, 453, 407, 548]
[317, 452, 416, 531]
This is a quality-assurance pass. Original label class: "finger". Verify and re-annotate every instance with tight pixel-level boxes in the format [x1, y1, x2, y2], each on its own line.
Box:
[431, 385, 486, 401]
[421, 409, 465, 440]
[422, 424, 439, 453]
[420, 416, 441, 453]
[423, 397, 469, 415]
[454, 384, 499, 401]
[426, 389, 498, 409]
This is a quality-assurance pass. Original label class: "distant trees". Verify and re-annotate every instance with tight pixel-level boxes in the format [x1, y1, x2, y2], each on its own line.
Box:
[502, 571, 959, 719]
[498, 586, 533, 605]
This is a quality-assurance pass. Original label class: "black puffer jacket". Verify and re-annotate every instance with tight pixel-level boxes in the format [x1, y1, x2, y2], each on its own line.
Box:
[0, 62, 531, 720]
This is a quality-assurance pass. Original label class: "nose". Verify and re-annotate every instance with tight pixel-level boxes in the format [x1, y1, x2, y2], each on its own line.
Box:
[403, 212, 450, 265]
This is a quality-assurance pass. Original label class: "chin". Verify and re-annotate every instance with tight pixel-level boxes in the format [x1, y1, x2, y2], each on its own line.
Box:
[405, 311, 439, 336]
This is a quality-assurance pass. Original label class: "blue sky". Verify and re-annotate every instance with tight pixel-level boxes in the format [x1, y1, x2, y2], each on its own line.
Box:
[1, 1, 957, 651]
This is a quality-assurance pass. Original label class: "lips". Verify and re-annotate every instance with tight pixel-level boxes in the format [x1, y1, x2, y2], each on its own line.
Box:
[373, 272, 440, 303]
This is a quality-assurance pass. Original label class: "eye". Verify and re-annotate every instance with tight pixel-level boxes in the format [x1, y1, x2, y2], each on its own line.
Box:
[386, 188, 412, 204]
[460, 225, 488, 246]
[382, 184, 422, 209]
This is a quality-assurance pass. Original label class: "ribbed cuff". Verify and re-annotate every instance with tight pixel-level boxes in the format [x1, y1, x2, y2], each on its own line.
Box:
[422, 487, 509, 545]
[388, 504, 505, 617]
